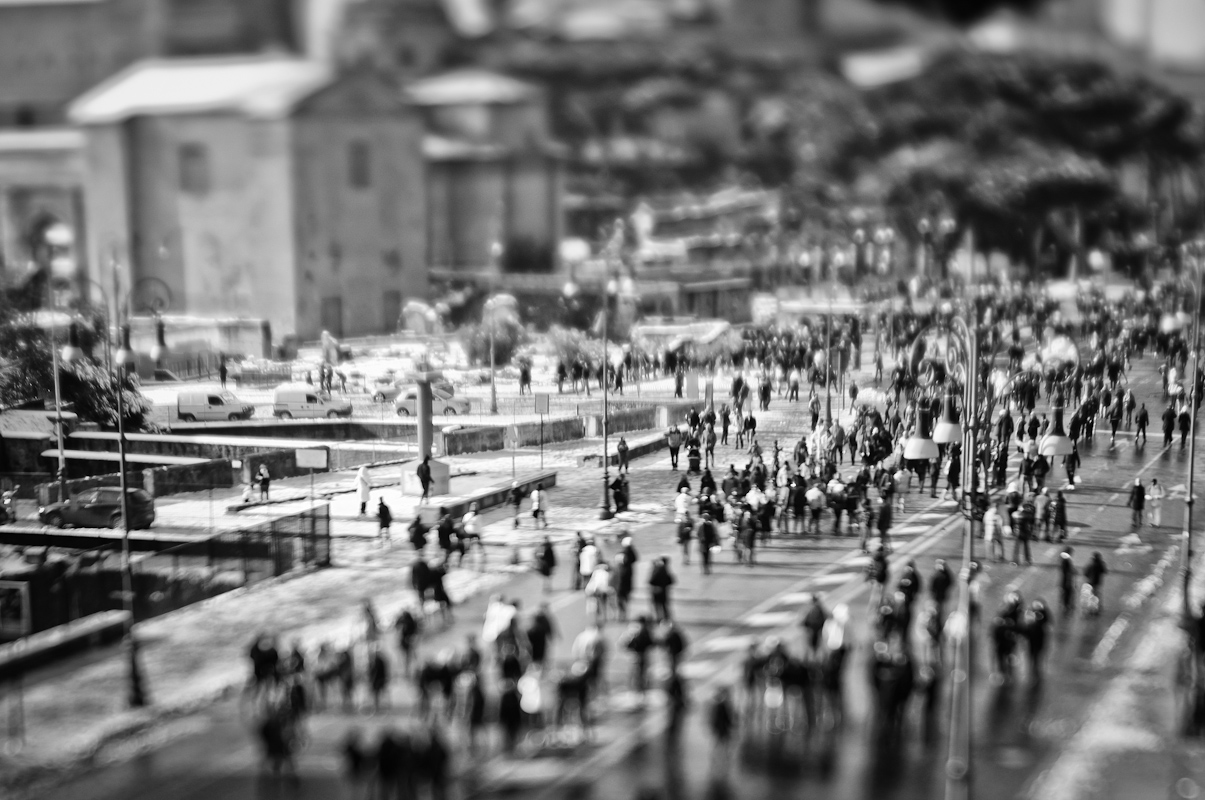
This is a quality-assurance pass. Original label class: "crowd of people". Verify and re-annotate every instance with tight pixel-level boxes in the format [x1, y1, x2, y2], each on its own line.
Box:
[241, 277, 1203, 790]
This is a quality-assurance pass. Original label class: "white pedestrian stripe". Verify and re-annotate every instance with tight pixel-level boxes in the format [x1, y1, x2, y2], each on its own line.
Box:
[696, 635, 757, 655]
[743, 611, 799, 628]
[806, 573, 854, 587]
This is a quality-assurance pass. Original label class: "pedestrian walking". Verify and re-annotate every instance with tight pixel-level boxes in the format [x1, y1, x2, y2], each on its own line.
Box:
[667, 426, 683, 470]
[620, 616, 655, 694]
[578, 537, 599, 591]
[648, 557, 675, 622]
[376, 498, 392, 547]
[509, 481, 524, 528]
[1135, 403, 1149, 444]
[1127, 478, 1145, 528]
[530, 483, 548, 529]
[218, 356, 228, 389]
[536, 536, 557, 592]
[356, 466, 372, 515]
[1011, 499, 1033, 565]
[1083, 551, 1108, 615]
[1148, 478, 1166, 527]
[708, 687, 736, 772]
[417, 456, 433, 503]
[1053, 490, 1069, 541]
[1023, 600, 1050, 682]
[257, 463, 271, 501]
[617, 437, 630, 473]
[1059, 547, 1076, 614]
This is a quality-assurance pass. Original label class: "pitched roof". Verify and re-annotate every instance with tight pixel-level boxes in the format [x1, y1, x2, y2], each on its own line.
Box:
[405, 69, 538, 106]
[68, 55, 332, 124]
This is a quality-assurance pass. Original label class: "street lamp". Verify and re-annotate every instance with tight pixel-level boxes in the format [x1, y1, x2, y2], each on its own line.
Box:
[1179, 241, 1204, 678]
[487, 241, 505, 414]
[906, 308, 979, 800]
[482, 293, 516, 417]
[599, 219, 625, 521]
[61, 303, 147, 706]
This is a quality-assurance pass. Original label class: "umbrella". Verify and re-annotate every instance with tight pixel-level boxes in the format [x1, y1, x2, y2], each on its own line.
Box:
[1160, 313, 1183, 334]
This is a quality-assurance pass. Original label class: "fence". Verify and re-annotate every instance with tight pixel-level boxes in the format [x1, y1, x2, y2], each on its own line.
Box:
[0, 504, 330, 638]
[230, 364, 293, 388]
[158, 352, 223, 382]
[130, 503, 331, 618]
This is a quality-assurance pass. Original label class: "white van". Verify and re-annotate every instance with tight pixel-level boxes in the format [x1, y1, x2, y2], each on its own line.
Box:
[177, 389, 255, 422]
[272, 385, 353, 419]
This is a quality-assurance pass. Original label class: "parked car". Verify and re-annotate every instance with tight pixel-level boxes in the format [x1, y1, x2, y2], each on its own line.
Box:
[272, 385, 353, 419]
[372, 376, 454, 403]
[395, 389, 471, 416]
[177, 389, 255, 422]
[39, 487, 156, 529]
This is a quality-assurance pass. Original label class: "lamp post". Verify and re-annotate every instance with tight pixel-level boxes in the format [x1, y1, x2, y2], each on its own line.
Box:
[904, 311, 979, 800]
[488, 241, 504, 415]
[599, 220, 625, 521]
[1180, 242, 1203, 644]
[60, 266, 148, 706]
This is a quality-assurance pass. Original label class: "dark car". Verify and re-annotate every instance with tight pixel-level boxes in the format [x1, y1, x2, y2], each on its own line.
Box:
[39, 487, 156, 530]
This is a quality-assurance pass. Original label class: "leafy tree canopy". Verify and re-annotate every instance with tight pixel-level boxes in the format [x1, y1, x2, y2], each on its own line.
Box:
[868, 0, 1049, 27]
[0, 284, 152, 430]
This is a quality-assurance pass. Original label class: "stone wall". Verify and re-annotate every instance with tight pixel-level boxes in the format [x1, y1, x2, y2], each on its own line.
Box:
[1, 432, 53, 473]
[142, 459, 240, 497]
[35, 448, 323, 503]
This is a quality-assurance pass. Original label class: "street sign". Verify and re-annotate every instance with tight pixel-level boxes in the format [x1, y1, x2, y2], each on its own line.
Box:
[534, 394, 550, 415]
[295, 449, 328, 469]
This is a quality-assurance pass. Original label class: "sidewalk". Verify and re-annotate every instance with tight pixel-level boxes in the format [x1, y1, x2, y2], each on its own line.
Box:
[0, 430, 682, 799]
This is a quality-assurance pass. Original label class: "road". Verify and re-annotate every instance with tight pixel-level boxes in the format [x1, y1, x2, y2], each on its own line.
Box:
[36, 352, 1203, 800]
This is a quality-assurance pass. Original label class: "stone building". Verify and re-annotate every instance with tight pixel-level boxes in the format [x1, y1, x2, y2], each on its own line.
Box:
[409, 68, 564, 271]
[0, 0, 302, 128]
[67, 55, 428, 343]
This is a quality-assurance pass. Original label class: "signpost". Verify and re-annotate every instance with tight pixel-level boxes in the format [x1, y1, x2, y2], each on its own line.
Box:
[296, 448, 328, 508]
[535, 394, 550, 469]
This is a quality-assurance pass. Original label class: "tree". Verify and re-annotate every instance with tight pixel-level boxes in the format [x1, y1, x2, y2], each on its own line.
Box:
[0, 289, 153, 430]
[867, 0, 1049, 26]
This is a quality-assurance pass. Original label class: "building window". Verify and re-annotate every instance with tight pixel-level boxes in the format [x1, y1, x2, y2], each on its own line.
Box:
[348, 141, 371, 189]
[178, 144, 210, 195]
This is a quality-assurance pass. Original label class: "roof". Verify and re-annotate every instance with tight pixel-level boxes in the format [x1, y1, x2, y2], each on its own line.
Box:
[0, 0, 101, 6]
[0, 128, 83, 153]
[423, 134, 506, 161]
[406, 69, 538, 107]
[67, 55, 333, 125]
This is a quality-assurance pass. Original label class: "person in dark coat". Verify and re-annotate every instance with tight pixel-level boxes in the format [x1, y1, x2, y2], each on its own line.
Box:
[1024, 600, 1050, 682]
[1084, 551, 1108, 613]
[1135, 403, 1149, 444]
[429, 559, 454, 623]
[1127, 479, 1145, 528]
[499, 680, 523, 752]
[536, 536, 557, 592]
[409, 516, 428, 553]
[410, 557, 432, 607]
[648, 557, 675, 623]
[1163, 404, 1177, 448]
[930, 559, 953, 618]
[377, 499, 393, 547]
[526, 604, 556, 669]
[417, 456, 433, 502]
[1058, 547, 1076, 614]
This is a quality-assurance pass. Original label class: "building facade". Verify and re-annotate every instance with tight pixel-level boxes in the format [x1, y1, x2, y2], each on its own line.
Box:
[69, 56, 428, 343]
[0, 0, 305, 128]
[409, 69, 564, 271]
